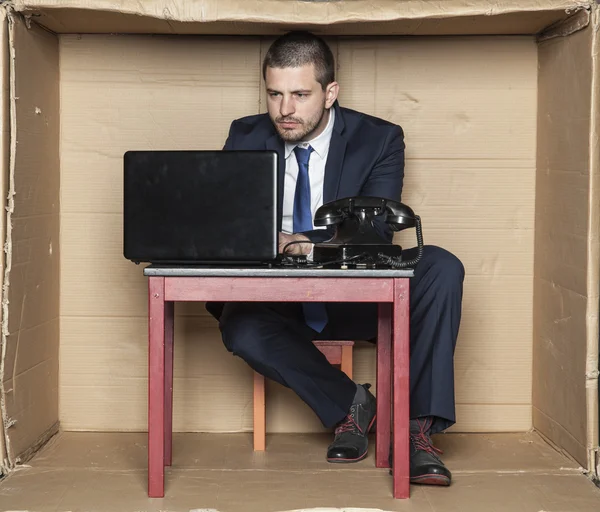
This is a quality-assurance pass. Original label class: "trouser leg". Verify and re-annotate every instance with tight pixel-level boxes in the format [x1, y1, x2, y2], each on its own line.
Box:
[208, 244, 464, 433]
[325, 245, 465, 434]
[403, 245, 464, 434]
[217, 301, 357, 428]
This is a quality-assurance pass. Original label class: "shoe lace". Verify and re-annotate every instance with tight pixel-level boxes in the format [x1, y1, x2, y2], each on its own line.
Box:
[334, 405, 362, 435]
[410, 417, 443, 457]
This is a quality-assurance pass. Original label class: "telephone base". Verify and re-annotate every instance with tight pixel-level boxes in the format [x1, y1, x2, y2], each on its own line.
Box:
[313, 243, 402, 267]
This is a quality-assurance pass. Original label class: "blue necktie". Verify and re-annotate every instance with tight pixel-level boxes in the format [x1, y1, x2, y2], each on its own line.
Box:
[293, 145, 328, 332]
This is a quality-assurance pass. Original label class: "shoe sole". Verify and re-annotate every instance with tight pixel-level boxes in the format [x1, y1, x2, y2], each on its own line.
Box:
[410, 474, 451, 486]
[326, 451, 369, 464]
[326, 414, 377, 464]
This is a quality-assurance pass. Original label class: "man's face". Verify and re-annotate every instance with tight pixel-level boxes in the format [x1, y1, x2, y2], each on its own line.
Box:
[265, 64, 339, 142]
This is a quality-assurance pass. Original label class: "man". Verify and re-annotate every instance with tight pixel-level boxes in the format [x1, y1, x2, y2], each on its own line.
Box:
[207, 31, 464, 486]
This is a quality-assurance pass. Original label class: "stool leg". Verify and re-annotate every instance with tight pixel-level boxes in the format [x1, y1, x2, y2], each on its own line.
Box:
[253, 372, 266, 451]
[341, 345, 353, 379]
[393, 279, 410, 499]
[148, 277, 166, 498]
[376, 303, 392, 469]
[164, 301, 175, 467]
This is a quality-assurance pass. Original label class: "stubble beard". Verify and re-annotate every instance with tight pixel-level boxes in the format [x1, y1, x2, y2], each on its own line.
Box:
[273, 105, 328, 143]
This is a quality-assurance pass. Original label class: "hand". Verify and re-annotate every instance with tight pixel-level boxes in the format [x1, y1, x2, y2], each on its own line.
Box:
[279, 232, 312, 255]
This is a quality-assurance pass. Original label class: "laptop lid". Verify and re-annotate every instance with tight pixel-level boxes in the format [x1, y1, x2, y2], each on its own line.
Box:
[123, 150, 278, 264]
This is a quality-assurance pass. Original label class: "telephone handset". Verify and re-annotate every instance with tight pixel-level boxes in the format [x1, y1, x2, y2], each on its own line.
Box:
[314, 196, 418, 231]
[312, 196, 423, 269]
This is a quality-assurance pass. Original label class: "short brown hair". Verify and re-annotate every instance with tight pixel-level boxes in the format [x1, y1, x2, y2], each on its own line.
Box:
[262, 31, 335, 90]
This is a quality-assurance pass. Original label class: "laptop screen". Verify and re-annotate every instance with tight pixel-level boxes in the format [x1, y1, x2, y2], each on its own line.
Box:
[123, 150, 278, 264]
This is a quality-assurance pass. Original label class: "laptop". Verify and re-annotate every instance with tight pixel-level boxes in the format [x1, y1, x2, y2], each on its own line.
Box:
[123, 150, 278, 265]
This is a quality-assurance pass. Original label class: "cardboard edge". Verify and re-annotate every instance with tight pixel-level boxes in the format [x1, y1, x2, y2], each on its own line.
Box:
[533, 406, 588, 468]
[586, 5, 600, 481]
[0, 4, 17, 470]
[537, 5, 591, 41]
[11, 0, 594, 26]
[0, 6, 8, 478]
[533, 420, 585, 465]
[12, 421, 58, 466]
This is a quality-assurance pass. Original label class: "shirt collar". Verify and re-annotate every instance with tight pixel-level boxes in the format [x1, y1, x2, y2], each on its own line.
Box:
[284, 107, 335, 160]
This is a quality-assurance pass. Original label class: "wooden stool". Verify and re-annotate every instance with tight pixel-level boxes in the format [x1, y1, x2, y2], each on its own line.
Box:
[252, 340, 355, 451]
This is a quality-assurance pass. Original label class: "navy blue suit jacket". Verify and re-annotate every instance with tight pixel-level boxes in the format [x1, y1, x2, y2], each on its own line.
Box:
[223, 101, 405, 244]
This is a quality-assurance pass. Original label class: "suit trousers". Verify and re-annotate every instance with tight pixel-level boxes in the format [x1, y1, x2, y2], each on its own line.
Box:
[209, 245, 465, 434]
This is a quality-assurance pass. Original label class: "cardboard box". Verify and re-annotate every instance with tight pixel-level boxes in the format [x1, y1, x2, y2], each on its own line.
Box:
[0, 0, 597, 492]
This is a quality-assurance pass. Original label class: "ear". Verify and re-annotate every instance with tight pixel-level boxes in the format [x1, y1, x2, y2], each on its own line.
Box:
[324, 82, 339, 109]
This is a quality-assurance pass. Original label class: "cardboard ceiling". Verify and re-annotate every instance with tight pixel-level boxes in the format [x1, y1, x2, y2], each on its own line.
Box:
[10, 0, 591, 35]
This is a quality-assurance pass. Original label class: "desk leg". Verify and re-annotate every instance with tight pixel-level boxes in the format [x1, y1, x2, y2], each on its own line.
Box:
[392, 278, 410, 499]
[376, 303, 392, 468]
[148, 277, 166, 498]
[164, 301, 175, 467]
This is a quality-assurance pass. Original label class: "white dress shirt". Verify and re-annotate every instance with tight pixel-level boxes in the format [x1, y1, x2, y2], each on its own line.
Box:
[281, 108, 335, 234]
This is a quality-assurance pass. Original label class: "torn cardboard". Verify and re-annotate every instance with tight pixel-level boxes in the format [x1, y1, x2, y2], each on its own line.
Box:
[0, 6, 8, 477]
[586, 5, 600, 480]
[0, 10, 60, 469]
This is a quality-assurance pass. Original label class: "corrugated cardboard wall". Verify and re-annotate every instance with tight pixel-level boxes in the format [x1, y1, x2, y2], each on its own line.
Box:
[59, 34, 537, 433]
[533, 24, 595, 467]
[1, 15, 60, 461]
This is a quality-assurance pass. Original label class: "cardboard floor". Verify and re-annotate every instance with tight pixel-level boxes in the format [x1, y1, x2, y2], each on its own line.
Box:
[0, 432, 599, 511]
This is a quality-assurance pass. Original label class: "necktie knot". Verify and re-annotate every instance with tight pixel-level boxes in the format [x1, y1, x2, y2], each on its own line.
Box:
[294, 145, 313, 167]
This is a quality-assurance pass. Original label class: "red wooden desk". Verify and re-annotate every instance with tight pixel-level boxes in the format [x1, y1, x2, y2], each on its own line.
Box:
[144, 266, 413, 499]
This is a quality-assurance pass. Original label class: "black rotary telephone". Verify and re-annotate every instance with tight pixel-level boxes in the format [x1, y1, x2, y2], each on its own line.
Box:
[311, 196, 423, 269]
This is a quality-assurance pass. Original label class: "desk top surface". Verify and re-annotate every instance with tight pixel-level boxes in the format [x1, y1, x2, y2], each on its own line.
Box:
[143, 265, 414, 278]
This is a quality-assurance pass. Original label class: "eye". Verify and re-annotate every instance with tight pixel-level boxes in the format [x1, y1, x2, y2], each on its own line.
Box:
[268, 92, 281, 97]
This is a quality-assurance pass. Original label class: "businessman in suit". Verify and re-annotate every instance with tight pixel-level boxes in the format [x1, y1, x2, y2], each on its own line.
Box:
[207, 31, 464, 486]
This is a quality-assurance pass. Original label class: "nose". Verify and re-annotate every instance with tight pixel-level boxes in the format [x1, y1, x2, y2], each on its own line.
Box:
[280, 95, 295, 117]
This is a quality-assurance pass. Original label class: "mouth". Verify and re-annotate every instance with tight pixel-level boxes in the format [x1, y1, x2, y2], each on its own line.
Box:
[278, 120, 301, 129]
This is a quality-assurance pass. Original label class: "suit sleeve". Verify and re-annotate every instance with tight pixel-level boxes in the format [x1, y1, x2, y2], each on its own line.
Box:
[299, 227, 335, 243]
[359, 125, 405, 243]
[222, 121, 237, 150]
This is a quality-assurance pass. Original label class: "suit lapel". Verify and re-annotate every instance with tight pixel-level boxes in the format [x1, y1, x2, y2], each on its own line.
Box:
[323, 104, 347, 202]
[266, 134, 285, 230]
[323, 131, 346, 203]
